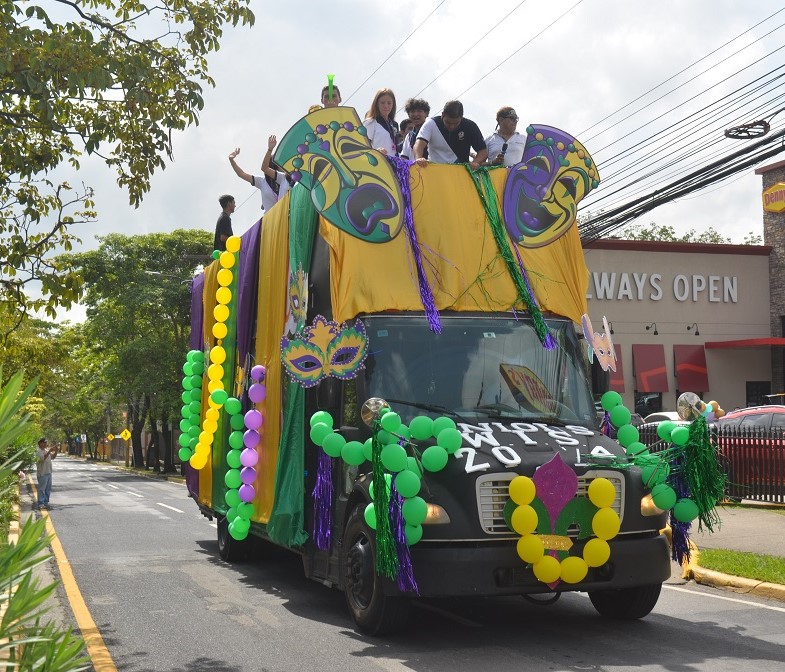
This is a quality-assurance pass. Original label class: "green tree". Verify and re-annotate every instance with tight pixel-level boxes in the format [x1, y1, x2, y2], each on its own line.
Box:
[618, 221, 763, 244]
[0, 0, 254, 329]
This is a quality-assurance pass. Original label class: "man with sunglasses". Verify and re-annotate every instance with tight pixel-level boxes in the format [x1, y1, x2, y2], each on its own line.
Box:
[485, 106, 526, 166]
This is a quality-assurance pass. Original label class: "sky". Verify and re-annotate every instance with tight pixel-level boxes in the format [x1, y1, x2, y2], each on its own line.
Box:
[57, 0, 785, 320]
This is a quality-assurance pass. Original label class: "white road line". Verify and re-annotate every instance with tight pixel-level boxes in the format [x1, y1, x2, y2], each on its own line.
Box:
[209, 522, 217, 528]
[157, 503, 184, 513]
[124, 491, 144, 498]
[106, 483, 120, 490]
[413, 601, 482, 627]
[662, 584, 785, 613]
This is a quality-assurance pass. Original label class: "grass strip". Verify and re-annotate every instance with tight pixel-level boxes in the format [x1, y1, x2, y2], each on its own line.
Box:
[699, 548, 785, 584]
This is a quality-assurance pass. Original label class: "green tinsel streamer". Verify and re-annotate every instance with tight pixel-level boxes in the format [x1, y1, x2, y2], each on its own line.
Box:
[682, 416, 726, 532]
[372, 419, 399, 579]
[465, 166, 554, 348]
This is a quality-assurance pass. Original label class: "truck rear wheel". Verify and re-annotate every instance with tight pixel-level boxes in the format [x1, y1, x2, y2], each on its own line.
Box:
[217, 516, 251, 562]
[588, 583, 662, 620]
[342, 504, 410, 635]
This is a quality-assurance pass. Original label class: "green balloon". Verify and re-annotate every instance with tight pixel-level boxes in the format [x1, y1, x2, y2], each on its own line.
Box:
[182, 377, 193, 391]
[657, 421, 677, 441]
[410, 415, 434, 440]
[377, 429, 396, 445]
[181, 391, 191, 405]
[229, 519, 249, 540]
[191, 351, 204, 363]
[232, 517, 250, 534]
[189, 387, 202, 402]
[178, 432, 191, 448]
[187, 425, 200, 439]
[362, 438, 374, 462]
[394, 470, 421, 498]
[402, 496, 427, 525]
[211, 389, 228, 406]
[309, 422, 332, 446]
[369, 473, 392, 500]
[625, 442, 649, 458]
[228, 430, 244, 450]
[600, 391, 622, 411]
[225, 488, 241, 508]
[186, 350, 199, 362]
[406, 456, 423, 476]
[641, 460, 670, 487]
[398, 425, 411, 440]
[189, 401, 201, 415]
[188, 437, 198, 450]
[673, 498, 700, 523]
[437, 427, 463, 454]
[310, 410, 334, 428]
[237, 502, 254, 520]
[181, 404, 191, 418]
[421, 445, 449, 472]
[224, 468, 242, 489]
[381, 411, 401, 432]
[616, 424, 639, 448]
[230, 413, 246, 430]
[183, 361, 194, 376]
[671, 426, 689, 446]
[227, 506, 238, 523]
[190, 374, 203, 388]
[179, 418, 190, 433]
[404, 524, 423, 546]
[191, 361, 205, 376]
[178, 447, 192, 462]
[381, 444, 407, 472]
[224, 397, 242, 416]
[364, 502, 377, 529]
[322, 432, 346, 458]
[226, 449, 242, 469]
[651, 483, 677, 510]
[341, 440, 366, 466]
[432, 416, 456, 436]
[609, 405, 631, 428]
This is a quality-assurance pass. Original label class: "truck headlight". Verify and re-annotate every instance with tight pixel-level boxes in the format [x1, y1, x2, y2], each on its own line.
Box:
[640, 493, 665, 517]
[423, 503, 451, 525]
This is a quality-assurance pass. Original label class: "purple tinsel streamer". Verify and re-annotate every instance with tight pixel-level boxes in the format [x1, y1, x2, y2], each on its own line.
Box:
[511, 241, 556, 350]
[601, 411, 612, 437]
[668, 453, 692, 565]
[390, 483, 419, 595]
[387, 156, 442, 333]
[312, 450, 333, 551]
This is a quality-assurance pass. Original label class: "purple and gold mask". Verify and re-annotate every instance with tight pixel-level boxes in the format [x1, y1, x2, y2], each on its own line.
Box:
[280, 315, 368, 388]
[503, 125, 599, 248]
[274, 108, 404, 243]
[581, 314, 616, 372]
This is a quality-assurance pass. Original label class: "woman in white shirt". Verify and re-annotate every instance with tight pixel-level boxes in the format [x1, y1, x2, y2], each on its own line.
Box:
[362, 88, 399, 156]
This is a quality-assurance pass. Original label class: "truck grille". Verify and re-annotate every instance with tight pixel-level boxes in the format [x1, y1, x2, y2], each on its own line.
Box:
[476, 471, 625, 535]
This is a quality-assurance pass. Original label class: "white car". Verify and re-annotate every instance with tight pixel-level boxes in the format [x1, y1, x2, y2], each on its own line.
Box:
[643, 411, 681, 424]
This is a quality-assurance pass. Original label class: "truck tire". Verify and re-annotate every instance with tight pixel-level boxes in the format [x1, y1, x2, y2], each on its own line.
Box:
[217, 516, 251, 562]
[342, 504, 410, 635]
[588, 583, 662, 620]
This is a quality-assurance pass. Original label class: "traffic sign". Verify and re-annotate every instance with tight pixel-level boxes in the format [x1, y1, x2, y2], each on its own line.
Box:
[107, 433, 115, 441]
[120, 429, 131, 441]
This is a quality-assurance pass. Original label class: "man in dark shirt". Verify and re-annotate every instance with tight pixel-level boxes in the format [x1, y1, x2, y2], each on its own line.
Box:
[214, 194, 235, 252]
[413, 100, 487, 168]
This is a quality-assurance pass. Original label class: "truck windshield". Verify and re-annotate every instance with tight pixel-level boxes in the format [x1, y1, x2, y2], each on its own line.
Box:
[360, 315, 595, 427]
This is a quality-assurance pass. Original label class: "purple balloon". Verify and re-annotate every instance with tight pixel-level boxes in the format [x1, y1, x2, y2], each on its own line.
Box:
[251, 365, 266, 382]
[243, 429, 260, 449]
[244, 409, 263, 430]
[241, 466, 256, 485]
[240, 448, 259, 468]
[238, 484, 255, 503]
[248, 383, 267, 404]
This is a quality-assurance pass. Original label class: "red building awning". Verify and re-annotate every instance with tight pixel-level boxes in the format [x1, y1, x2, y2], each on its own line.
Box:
[609, 344, 625, 393]
[705, 338, 785, 349]
[673, 344, 709, 392]
[632, 344, 669, 393]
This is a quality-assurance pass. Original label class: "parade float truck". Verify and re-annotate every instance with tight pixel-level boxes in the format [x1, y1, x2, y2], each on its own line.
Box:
[181, 109, 673, 635]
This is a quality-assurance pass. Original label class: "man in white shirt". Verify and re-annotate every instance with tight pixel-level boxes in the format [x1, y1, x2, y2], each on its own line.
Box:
[485, 107, 526, 167]
[228, 136, 291, 212]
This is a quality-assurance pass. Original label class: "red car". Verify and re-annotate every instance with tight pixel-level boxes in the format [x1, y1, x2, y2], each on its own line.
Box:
[715, 406, 785, 501]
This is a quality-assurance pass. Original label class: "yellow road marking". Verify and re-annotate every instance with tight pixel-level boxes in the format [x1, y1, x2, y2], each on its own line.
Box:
[29, 476, 118, 671]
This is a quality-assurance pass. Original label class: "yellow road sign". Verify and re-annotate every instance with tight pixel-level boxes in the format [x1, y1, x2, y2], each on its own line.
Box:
[107, 433, 115, 441]
[120, 429, 131, 441]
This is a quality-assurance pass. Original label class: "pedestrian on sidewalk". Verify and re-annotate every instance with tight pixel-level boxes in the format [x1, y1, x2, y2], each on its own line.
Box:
[34, 437, 57, 510]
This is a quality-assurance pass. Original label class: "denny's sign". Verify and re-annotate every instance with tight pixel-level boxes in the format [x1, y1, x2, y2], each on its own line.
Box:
[762, 182, 785, 213]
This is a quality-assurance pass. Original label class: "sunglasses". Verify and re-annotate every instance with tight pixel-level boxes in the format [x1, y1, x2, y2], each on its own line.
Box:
[500, 115, 519, 121]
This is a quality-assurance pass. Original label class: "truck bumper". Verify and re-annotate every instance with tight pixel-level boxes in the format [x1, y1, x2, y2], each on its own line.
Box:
[404, 533, 672, 598]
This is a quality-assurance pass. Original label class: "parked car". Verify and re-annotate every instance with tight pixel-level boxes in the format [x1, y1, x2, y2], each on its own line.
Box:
[643, 411, 681, 424]
[715, 405, 785, 430]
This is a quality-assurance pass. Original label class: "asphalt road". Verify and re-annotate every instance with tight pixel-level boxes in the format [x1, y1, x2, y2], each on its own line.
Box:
[32, 458, 785, 672]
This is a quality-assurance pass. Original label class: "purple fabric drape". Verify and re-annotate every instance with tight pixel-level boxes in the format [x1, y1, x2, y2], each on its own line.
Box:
[189, 273, 205, 351]
[236, 220, 263, 365]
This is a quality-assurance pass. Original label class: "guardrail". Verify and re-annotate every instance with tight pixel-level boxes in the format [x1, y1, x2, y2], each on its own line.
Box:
[639, 424, 785, 504]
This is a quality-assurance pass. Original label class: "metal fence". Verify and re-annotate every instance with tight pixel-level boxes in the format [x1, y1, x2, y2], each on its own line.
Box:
[638, 424, 785, 504]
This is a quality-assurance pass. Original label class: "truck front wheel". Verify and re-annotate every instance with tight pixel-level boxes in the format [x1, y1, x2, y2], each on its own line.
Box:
[342, 504, 410, 635]
[588, 583, 662, 620]
[217, 516, 251, 562]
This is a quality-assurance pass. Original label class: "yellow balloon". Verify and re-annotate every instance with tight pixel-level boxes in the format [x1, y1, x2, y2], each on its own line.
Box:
[190, 452, 208, 470]
[509, 475, 535, 506]
[207, 380, 222, 394]
[212, 322, 228, 340]
[516, 534, 544, 564]
[592, 508, 621, 541]
[196, 441, 211, 455]
[217, 268, 233, 287]
[213, 304, 230, 323]
[708, 400, 719, 412]
[219, 250, 236, 269]
[210, 346, 226, 365]
[511, 504, 538, 536]
[225, 236, 241, 253]
[583, 538, 611, 567]
[205, 407, 219, 421]
[207, 363, 224, 381]
[215, 286, 232, 305]
[588, 477, 616, 509]
[560, 556, 588, 584]
[533, 555, 561, 584]
[203, 418, 218, 434]
[198, 431, 214, 446]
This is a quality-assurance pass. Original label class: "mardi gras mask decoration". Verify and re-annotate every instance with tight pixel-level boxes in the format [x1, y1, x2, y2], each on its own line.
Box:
[581, 314, 616, 372]
[281, 315, 369, 388]
[274, 107, 404, 243]
[503, 125, 599, 248]
[289, 263, 308, 329]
